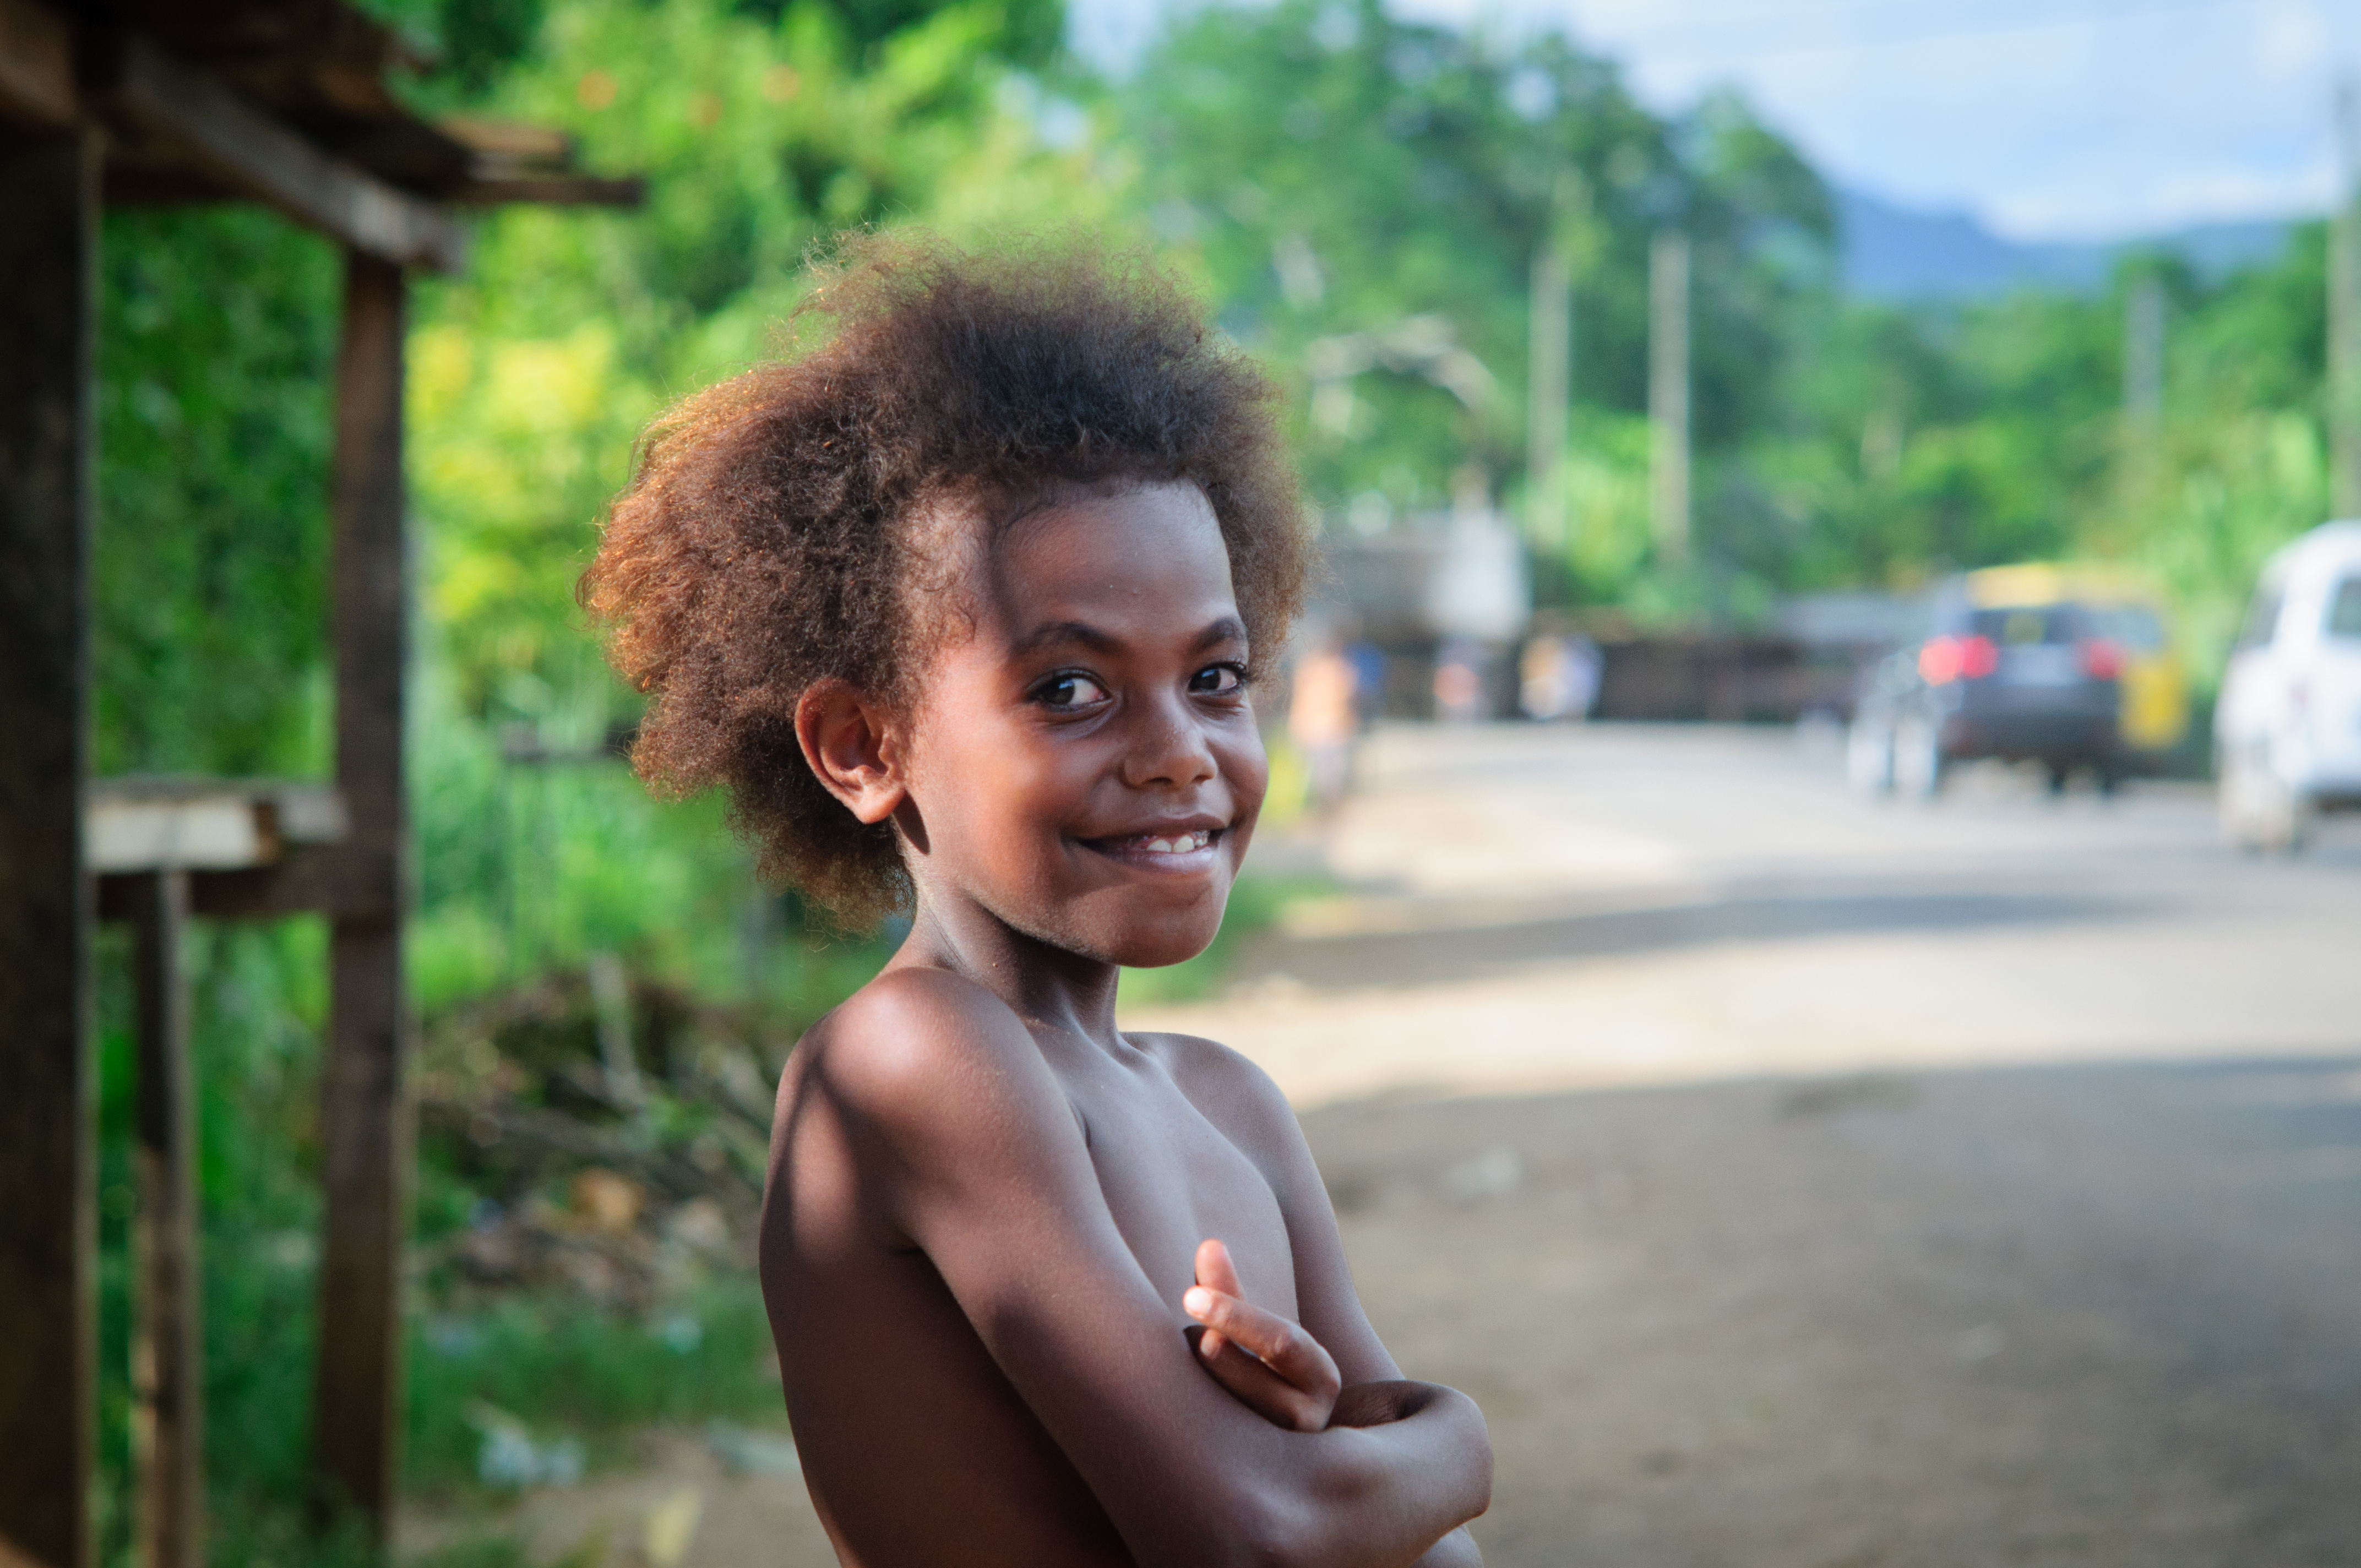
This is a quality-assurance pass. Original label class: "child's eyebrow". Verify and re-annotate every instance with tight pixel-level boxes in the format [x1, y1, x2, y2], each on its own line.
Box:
[1014, 619, 1122, 655]
[1189, 616, 1249, 653]
[1011, 616, 1247, 656]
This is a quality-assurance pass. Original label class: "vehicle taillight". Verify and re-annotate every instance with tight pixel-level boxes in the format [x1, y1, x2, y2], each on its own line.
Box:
[2078, 639, 2123, 680]
[1919, 634, 1998, 685]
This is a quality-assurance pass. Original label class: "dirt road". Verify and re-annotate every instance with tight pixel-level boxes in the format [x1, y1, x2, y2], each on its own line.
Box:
[422, 723, 2361, 1566]
[1146, 723, 2361, 1565]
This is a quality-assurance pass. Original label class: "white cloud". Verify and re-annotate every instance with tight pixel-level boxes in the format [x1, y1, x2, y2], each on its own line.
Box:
[1073, 0, 2361, 242]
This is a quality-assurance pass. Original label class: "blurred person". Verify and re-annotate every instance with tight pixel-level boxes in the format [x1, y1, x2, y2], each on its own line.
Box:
[1519, 632, 1601, 722]
[1346, 639, 1387, 728]
[584, 233, 1490, 1568]
[1290, 638, 1361, 816]
[1433, 637, 1487, 723]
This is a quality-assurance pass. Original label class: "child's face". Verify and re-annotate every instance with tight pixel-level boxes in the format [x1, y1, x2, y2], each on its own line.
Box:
[897, 480, 1266, 968]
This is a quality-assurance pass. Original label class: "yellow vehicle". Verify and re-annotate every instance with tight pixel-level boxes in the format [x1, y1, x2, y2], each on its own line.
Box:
[1852, 563, 2189, 795]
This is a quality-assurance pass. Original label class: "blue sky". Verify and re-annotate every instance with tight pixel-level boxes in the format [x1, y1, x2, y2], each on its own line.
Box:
[1071, 0, 2359, 242]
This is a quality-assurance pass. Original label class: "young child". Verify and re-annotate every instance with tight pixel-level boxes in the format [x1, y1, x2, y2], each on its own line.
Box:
[584, 235, 1492, 1567]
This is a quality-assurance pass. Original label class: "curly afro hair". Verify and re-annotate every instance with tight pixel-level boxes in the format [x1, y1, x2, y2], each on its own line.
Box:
[580, 232, 1309, 924]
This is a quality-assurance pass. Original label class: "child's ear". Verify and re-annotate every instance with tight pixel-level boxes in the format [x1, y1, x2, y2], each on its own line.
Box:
[794, 680, 906, 824]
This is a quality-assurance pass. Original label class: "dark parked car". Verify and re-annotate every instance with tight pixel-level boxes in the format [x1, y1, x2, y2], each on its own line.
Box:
[1847, 566, 2187, 798]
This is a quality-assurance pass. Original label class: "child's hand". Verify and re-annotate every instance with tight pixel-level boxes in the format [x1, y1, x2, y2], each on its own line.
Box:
[1182, 1238, 1342, 1433]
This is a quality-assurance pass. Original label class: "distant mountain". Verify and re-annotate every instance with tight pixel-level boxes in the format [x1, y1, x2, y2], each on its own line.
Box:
[1836, 188, 2296, 301]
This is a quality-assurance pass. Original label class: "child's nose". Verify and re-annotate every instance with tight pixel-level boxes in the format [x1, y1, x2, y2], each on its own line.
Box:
[1122, 694, 1218, 789]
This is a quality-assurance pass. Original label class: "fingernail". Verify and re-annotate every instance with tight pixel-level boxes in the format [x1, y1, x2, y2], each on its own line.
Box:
[1184, 1287, 1211, 1316]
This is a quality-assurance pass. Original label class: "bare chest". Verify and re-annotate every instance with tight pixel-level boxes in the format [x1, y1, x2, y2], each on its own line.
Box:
[1063, 1057, 1298, 1321]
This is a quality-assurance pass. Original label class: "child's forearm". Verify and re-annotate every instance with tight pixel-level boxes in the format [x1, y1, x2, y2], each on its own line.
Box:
[1263, 1382, 1492, 1568]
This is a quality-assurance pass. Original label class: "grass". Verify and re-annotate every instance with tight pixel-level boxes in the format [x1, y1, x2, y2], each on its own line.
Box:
[406, 1281, 788, 1496]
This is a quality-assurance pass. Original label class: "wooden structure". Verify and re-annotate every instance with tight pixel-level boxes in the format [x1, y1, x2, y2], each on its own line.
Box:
[0, 6, 639, 1565]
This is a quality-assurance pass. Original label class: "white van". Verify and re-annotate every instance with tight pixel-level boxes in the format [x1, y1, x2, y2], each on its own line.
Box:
[2216, 520, 2361, 849]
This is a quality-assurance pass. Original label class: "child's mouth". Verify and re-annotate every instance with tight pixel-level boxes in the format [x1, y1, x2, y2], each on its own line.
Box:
[1084, 826, 1226, 871]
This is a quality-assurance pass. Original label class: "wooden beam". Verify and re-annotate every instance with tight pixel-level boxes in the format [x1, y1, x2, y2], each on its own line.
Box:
[129, 871, 204, 1568]
[311, 252, 413, 1537]
[0, 0, 75, 129]
[443, 174, 647, 209]
[0, 127, 100, 1568]
[88, 780, 350, 875]
[191, 846, 395, 923]
[100, 37, 464, 273]
[97, 854, 395, 926]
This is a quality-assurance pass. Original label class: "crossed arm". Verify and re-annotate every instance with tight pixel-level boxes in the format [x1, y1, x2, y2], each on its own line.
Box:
[811, 970, 1492, 1568]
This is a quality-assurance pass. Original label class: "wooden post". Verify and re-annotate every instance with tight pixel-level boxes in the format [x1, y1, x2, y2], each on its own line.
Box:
[0, 128, 100, 1568]
[311, 252, 412, 1536]
[129, 870, 204, 1568]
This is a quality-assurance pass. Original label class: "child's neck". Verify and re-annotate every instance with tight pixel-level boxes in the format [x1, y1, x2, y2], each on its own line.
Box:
[893, 891, 1125, 1048]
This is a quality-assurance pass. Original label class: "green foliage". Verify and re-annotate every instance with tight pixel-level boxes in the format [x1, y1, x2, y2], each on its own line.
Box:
[89, 922, 336, 1568]
[735, 0, 1064, 69]
[405, 1282, 786, 1493]
[414, 0, 1128, 723]
[1756, 231, 2331, 678]
[439, 0, 552, 91]
[1125, 0, 1831, 525]
[95, 210, 339, 777]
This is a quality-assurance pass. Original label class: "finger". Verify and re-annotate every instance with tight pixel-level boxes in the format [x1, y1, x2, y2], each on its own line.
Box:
[1194, 1237, 1245, 1299]
[1184, 1286, 1341, 1404]
[1192, 1241, 1243, 1362]
[1191, 1329, 1332, 1431]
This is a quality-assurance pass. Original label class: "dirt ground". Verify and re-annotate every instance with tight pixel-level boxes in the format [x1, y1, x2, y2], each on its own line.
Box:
[406, 725, 2361, 1566]
[1309, 1064, 2361, 1567]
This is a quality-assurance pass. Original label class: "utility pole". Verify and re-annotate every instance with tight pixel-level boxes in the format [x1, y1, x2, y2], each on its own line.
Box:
[1527, 226, 1571, 549]
[1527, 176, 1579, 552]
[1649, 227, 1691, 565]
[2123, 272, 2164, 429]
[2333, 80, 2361, 516]
[2122, 269, 2166, 505]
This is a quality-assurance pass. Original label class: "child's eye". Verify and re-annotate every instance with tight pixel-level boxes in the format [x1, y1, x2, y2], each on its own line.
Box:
[1188, 663, 1248, 697]
[1033, 673, 1111, 710]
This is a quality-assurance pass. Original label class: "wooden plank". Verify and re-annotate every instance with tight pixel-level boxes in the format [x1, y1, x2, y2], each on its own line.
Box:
[90, 796, 267, 873]
[0, 0, 75, 129]
[192, 846, 394, 923]
[88, 780, 350, 875]
[0, 128, 100, 1568]
[100, 37, 465, 273]
[311, 252, 412, 1537]
[128, 872, 204, 1568]
[442, 174, 646, 209]
[96, 847, 394, 925]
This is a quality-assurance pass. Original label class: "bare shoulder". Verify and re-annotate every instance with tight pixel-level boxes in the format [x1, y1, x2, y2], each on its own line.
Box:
[1132, 1031, 1304, 1161]
[797, 966, 1060, 1147]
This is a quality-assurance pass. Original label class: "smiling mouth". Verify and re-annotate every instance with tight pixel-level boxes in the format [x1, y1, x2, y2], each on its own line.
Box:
[1083, 826, 1227, 869]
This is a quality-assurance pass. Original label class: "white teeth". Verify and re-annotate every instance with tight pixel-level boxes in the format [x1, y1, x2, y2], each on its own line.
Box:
[1123, 830, 1214, 854]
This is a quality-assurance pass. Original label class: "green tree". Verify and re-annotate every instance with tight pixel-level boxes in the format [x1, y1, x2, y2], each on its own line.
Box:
[1123, 0, 1834, 617]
